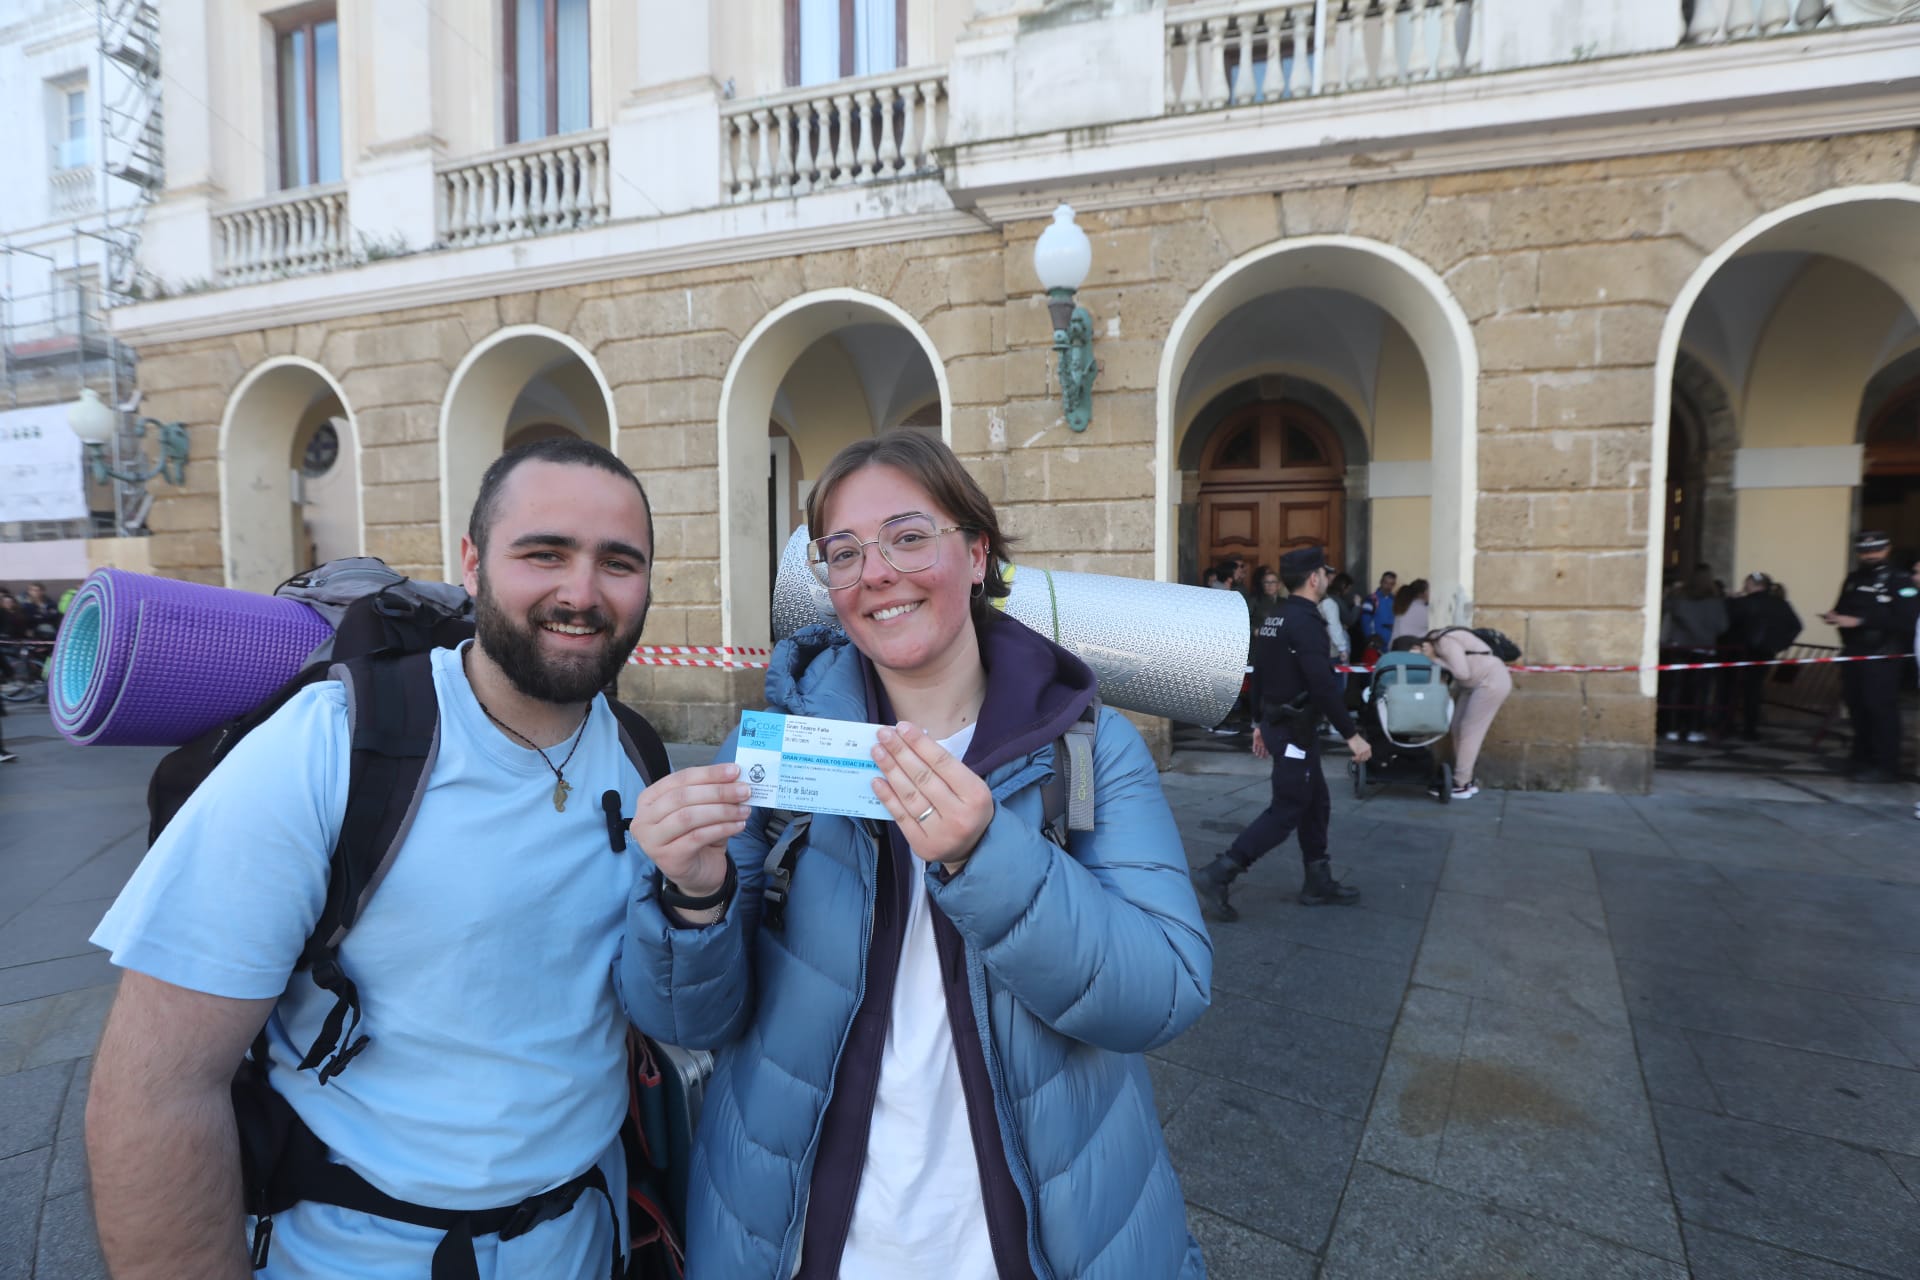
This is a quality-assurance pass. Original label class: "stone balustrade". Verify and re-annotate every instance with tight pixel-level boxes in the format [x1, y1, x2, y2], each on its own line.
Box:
[215, 185, 351, 285]
[1168, 0, 1481, 111]
[1683, 0, 1910, 43]
[49, 167, 98, 218]
[438, 131, 611, 248]
[722, 67, 948, 204]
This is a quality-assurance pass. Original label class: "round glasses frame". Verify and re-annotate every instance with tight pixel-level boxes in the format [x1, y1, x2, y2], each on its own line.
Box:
[807, 515, 967, 591]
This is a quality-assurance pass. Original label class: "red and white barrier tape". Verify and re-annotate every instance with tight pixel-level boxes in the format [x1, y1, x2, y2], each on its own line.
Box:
[1335, 652, 1911, 675]
[627, 644, 772, 670]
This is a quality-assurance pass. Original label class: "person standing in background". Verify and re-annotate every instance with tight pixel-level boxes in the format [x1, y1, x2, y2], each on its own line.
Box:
[1722, 573, 1801, 740]
[1319, 576, 1352, 672]
[1823, 531, 1905, 783]
[1359, 572, 1397, 652]
[1389, 579, 1430, 646]
[1661, 566, 1729, 744]
[1252, 566, 1283, 616]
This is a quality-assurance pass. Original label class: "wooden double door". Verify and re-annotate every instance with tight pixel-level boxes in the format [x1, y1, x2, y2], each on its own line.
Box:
[1198, 401, 1346, 580]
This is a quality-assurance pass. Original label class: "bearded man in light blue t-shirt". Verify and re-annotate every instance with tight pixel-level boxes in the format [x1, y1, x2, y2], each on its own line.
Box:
[85, 438, 753, 1279]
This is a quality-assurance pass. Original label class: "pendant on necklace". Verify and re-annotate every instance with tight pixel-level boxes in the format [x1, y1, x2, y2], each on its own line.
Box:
[553, 778, 572, 813]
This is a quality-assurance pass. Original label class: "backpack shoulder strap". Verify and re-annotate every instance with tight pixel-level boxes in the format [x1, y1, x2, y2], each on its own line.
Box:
[296, 649, 440, 1083]
[1042, 697, 1101, 850]
[759, 810, 811, 933]
[606, 698, 671, 787]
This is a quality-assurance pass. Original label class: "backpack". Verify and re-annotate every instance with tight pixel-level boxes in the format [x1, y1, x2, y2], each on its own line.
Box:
[145, 558, 687, 1278]
[759, 699, 1101, 932]
[1434, 626, 1523, 664]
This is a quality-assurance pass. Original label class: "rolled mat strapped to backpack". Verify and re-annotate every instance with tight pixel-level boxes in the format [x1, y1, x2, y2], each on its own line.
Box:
[50, 569, 334, 747]
[770, 526, 1249, 728]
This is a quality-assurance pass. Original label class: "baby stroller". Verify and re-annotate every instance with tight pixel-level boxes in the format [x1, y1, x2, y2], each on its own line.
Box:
[1351, 649, 1456, 804]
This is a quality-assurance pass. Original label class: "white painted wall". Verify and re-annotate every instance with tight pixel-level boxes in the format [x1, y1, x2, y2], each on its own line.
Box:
[1482, 0, 1682, 70]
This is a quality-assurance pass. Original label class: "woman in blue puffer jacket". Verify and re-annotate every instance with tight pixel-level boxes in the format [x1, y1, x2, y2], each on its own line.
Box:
[620, 431, 1213, 1279]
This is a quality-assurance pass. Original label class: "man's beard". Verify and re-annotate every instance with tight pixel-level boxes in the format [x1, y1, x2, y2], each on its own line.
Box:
[473, 575, 647, 705]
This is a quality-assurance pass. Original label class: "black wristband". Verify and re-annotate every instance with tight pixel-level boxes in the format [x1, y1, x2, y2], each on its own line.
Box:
[659, 858, 737, 912]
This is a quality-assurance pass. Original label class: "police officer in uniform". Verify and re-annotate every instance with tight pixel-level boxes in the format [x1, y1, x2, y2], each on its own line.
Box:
[1192, 546, 1373, 923]
[1822, 530, 1906, 783]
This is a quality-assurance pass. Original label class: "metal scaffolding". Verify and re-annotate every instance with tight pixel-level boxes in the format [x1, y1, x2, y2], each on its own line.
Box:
[0, 2, 162, 539]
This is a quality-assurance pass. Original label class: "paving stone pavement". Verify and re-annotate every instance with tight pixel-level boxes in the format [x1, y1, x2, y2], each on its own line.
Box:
[3, 705, 1918, 1278]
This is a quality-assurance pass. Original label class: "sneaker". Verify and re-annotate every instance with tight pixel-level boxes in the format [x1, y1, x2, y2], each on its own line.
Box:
[1912, 802, 1919, 822]
[1663, 731, 1680, 742]
[1685, 731, 1708, 743]
[1452, 781, 1479, 799]
[0, 751, 15, 764]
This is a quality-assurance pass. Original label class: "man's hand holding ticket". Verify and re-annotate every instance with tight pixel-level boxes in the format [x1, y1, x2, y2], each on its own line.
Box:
[735, 710, 892, 821]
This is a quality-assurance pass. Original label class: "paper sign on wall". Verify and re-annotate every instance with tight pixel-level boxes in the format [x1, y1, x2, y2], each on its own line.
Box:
[0, 405, 88, 525]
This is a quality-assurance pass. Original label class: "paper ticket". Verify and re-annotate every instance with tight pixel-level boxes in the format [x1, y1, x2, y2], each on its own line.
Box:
[734, 709, 890, 821]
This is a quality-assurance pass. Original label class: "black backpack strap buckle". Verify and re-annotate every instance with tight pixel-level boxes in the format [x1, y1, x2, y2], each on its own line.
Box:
[297, 950, 369, 1083]
[760, 812, 810, 934]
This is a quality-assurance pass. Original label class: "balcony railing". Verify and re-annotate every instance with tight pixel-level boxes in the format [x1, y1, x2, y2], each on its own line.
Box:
[1167, 0, 1481, 112]
[723, 67, 948, 204]
[215, 185, 351, 285]
[1684, 0, 1915, 42]
[438, 130, 611, 248]
[49, 166, 98, 218]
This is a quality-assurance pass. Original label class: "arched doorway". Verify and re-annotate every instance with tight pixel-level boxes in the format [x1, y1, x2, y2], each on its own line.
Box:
[219, 357, 364, 593]
[439, 325, 615, 576]
[718, 290, 950, 650]
[1157, 236, 1477, 619]
[1196, 401, 1346, 576]
[1654, 188, 1920, 675]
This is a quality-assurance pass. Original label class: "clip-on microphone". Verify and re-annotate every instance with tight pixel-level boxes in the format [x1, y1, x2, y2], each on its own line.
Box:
[601, 790, 629, 853]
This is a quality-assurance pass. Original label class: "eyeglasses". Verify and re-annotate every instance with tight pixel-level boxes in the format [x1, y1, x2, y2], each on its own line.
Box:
[808, 513, 965, 591]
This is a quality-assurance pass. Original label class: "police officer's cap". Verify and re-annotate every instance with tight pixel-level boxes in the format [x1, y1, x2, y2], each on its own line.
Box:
[1280, 546, 1331, 575]
[1856, 530, 1891, 551]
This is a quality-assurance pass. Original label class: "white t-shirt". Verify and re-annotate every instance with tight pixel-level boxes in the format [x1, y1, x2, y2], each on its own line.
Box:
[840, 721, 998, 1280]
[91, 643, 641, 1279]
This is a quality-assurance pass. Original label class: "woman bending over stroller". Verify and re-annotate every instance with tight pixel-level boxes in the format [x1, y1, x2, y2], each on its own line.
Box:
[1418, 628, 1512, 800]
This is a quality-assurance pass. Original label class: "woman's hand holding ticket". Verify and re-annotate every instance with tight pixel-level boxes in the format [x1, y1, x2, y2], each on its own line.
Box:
[871, 722, 994, 870]
[629, 763, 751, 897]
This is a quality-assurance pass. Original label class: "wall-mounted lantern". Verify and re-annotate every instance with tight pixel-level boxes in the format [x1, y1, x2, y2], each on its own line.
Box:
[1032, 203, 1099, 433]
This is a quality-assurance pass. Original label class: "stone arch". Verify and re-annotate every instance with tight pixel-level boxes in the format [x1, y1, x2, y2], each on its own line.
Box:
[218, 356, 365, 594]
[1650, 184, 1920, 690]
[437, 325, 615, 577]
[1156, 235, 1478, 618]
[716, 289, 952, 649]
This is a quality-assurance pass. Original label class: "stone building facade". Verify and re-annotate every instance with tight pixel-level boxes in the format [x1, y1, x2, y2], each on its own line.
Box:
[106, 2, 1920, 790]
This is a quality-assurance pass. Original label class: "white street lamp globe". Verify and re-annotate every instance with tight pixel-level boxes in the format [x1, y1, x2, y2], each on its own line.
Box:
[67, 387, 118, 445]
[1032, 204, 1092, 293]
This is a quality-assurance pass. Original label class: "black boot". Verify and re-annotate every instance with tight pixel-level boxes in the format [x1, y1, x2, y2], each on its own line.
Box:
[1192, 855, 1244, 924]
[1299, 860, 1361, 907]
